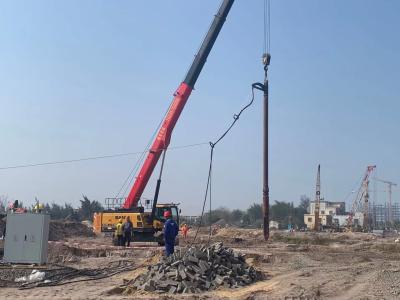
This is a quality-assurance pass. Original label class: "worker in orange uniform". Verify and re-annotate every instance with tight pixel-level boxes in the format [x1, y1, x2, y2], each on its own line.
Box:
[181, 223, 189, 239]
[115, 219, 124, 246]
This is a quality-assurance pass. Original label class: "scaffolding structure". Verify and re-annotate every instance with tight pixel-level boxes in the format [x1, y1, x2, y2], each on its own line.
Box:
[369, 203, 400, 229]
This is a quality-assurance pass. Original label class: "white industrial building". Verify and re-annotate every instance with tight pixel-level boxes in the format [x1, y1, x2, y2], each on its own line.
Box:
[304, 201, 346, 229]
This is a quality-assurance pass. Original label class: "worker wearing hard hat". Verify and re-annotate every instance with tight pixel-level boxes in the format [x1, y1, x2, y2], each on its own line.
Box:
[163, 210, 178, 256]
[115, 219, 124, 246]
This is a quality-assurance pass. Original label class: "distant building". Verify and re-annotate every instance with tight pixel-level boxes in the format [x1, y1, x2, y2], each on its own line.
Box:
[332, 212, 364, 227]
[304, 201, 346, 229]
[332, 215, 348, 227]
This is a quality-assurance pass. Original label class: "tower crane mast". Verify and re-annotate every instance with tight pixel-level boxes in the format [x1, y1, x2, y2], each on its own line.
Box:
[314, 164, 321, 231]
[373, 178, 397, 224]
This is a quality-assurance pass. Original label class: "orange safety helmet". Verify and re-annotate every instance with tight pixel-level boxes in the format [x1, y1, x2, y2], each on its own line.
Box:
[164, 210, 172, 218]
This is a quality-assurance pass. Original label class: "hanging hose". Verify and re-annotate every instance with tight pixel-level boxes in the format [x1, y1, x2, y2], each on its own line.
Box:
[191, 83, 263, 244]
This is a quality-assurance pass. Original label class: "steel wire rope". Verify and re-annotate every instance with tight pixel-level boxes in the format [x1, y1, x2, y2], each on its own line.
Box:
[263, 0, 267, 54]
[114, 100, 174, 200]
[263, 0, 270, 54]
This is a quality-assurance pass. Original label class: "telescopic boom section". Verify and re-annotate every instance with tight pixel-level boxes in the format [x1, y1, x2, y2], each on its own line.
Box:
[122, 0, 234, 209]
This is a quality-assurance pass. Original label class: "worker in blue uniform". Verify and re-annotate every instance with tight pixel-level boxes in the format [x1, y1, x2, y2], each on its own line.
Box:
[163, 210, 178, 256]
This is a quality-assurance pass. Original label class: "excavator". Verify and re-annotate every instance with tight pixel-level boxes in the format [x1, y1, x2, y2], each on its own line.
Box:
[93, 0, 235, 244]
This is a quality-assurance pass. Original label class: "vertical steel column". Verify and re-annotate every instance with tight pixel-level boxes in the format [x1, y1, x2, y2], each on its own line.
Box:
[314, 164, 321, 231]
[263, 53, 271, 241]
[364, 180, 370, 231]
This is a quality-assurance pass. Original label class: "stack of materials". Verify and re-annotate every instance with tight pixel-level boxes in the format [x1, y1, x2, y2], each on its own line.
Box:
[128, 242, 261, 294]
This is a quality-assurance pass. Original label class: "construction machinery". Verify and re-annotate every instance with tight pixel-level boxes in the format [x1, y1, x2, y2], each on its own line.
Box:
[314, 164, 321, 231]
[93, 0, 235, 244]
[347, 165, 376, 231]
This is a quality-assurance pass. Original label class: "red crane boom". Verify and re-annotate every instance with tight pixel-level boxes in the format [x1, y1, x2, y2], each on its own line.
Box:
[122, 0, 234, 209]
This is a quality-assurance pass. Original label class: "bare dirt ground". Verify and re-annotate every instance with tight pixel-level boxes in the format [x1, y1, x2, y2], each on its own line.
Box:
[2, 228, 400, 299]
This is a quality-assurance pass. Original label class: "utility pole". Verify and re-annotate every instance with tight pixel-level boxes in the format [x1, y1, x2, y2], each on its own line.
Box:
[253, 0, 271, 241]
[259, 53, 271, 241]
[314, 164, 321, 231]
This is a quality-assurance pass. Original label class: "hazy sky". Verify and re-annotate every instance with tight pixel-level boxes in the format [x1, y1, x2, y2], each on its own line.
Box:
[1, 0, 399, 215]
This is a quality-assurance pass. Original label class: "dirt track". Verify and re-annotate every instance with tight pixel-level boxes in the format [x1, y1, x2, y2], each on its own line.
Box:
[1, 229, 400, 299]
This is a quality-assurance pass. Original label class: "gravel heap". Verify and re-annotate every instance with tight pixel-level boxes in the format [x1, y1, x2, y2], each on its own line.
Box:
[128, 242, 261, 294]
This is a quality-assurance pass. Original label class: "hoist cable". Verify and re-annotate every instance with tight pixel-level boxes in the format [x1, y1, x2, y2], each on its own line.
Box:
[268, 0, 271, 52]
[263, 0, 267, 54]
[114, 100, 174, 199]
[263, 0, 271, 54]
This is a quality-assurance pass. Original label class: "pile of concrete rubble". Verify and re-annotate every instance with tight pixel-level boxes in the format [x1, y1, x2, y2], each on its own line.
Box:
[128, 242, 261, 294]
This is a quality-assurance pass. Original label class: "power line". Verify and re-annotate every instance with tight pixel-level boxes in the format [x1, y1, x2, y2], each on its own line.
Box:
[0, 142, 208, 171]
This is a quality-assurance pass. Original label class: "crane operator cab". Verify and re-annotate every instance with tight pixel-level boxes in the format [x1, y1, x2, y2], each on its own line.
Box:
[93, 201, 180, 245]
[155, 205, 179, 223]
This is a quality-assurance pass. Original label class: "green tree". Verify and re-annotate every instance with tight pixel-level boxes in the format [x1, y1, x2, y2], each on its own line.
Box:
[49, 203, 63, 219]
[269, 201, 291, 228]
[299, 195, 310, 213]
[247, 203, 263, 224]
[79, 195, 103, 220]
[231, 209, 245, 225]
[242, 213, 251, 226]
[203, 207, 231, 225]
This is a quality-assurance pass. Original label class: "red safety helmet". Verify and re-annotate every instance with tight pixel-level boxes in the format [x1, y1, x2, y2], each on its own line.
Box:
[164, 210, 172, 218]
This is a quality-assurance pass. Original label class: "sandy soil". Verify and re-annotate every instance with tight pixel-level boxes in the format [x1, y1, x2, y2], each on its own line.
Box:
[2, 229, 400, 299]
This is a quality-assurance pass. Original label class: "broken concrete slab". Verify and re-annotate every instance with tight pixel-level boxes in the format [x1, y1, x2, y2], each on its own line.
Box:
[125, 242, 262, 294]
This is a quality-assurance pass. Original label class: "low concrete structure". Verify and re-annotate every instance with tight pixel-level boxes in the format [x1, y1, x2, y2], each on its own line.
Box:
[352, 212, 364, 227]
[332, 215, 349, 227]
[269, 220, 279, 230]
[304, 201, 345, 229]
[304, 214, 332, 229]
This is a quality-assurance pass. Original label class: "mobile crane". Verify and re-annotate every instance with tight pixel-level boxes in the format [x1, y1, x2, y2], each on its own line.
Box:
[93, 0, 235, 244]
[347, 165, 376, 231]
